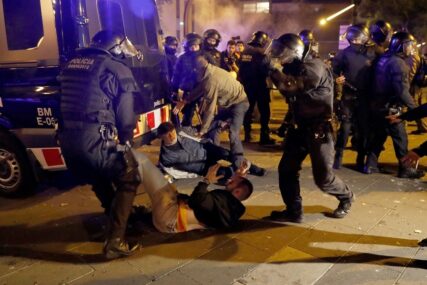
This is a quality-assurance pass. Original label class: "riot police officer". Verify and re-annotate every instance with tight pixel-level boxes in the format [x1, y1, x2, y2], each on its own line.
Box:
[299, 29, 319, 59]
[267, 33, 354, 222]
[202, 28, 222, 67]
[164, 36, 179, 80]
[171, 33, 203, 127]
[58, 30, 142, 259]
[275, 29, 320, 138]
[370, 20, 393, 56]
[239, 30, 275, 144]
[365, 31, 424, 178]
[332, 24, 376, 171]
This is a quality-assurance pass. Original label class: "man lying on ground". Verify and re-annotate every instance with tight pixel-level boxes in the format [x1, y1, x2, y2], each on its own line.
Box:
[157, 121, 266, 181]
[133, 150, 253, 232]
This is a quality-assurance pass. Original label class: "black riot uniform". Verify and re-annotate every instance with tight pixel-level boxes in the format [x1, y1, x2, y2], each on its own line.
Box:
[332, 24, 376, 171]
[202, 29, 222, 67]
[164, 36, 179, 81]
[171, 33, 203, 126]
[238, 31, 275, 144]
[58, 30, 141, 259]
[365, 32, 424, 178]
[267, 33, 354, 222]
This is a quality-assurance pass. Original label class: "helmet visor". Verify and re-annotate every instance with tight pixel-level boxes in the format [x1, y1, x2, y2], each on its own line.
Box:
[403, 40, 417, 57]
[120, 37, 141, 59]
[267, 39, 301, 64]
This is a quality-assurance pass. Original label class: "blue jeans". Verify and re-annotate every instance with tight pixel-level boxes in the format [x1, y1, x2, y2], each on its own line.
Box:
[207, 99, 249, 168]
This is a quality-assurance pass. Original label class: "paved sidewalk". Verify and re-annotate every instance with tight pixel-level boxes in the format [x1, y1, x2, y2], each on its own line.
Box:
[1, 92, 427, 284]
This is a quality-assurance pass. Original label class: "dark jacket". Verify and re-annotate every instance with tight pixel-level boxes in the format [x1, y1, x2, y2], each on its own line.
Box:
[159, 136, 207, 174]
[373, 52, 416, 109]
[332, 45, 375, 96]
[188, 182, 245, 228]
[270, 58, 334, 125]
[238, 45, 269, 94]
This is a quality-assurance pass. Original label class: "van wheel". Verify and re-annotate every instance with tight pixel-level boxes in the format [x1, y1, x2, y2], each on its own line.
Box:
[0, 133, 35, 196]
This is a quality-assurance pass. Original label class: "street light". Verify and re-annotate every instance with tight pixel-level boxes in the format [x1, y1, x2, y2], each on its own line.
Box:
[319, 4, 355, 26]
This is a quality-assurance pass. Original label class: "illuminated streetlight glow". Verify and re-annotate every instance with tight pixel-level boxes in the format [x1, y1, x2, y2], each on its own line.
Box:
[319, 4, 355, 25]
[417, 42, 426, 48]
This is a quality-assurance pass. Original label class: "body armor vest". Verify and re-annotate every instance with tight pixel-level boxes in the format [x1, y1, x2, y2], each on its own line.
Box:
[59, 51, 116, 127]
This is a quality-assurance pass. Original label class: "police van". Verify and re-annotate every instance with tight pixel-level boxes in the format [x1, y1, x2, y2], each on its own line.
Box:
[0, 0, 171, 196]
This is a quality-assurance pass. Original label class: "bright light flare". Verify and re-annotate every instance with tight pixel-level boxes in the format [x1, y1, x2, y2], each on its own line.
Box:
[319, 4, 355, 25]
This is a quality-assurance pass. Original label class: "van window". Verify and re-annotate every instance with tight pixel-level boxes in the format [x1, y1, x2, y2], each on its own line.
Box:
[97, 0, 125, 35]
[3, 0, 44, 50]
[141, 1, 158, 49]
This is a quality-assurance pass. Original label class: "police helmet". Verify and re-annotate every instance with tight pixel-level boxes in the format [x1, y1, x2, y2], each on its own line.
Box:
[298, 30, 316, 46]
[370, 20, 393, 45]
[389, 31, 416, 56]
[345, 24, 371, 45]
[165, 36, 178, 46]
[202, 29, 222, 48]
[299, 29, 319, 57]
[248, 31, 270, 48]
[91, 30, 140, 59]
[269, 33, 305, 64]
[164, 36, 179, 54]
[183, 33, 203, 52]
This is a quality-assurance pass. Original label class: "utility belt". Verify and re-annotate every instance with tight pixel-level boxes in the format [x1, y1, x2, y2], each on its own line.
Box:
[293, 119, 333, 141]
[100, 124, 140, 177]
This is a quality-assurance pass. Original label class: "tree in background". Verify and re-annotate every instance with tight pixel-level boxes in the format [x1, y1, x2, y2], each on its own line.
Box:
[357, 0, 427, 42]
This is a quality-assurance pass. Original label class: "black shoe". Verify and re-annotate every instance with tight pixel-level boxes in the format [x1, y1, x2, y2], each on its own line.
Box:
[332, 193, 355, 219]
[103, 237, 141, 259]
[363, 165, 380, 174]
[418, 238, 427, 246]
[269, 210, 303, 223]
[411, 130, 427, 135]
[249, 165, 267, 176]
[398, 168, 425, 179]
[259, 137, 276, 145]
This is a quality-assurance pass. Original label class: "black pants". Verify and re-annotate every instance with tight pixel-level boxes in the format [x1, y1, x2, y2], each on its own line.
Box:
[59, 129, 140, 240]
[365, 114, 408, 168]
[243, 87, 271, 136]
[278, 125, 352, 214]
[335, 97, 369, 158]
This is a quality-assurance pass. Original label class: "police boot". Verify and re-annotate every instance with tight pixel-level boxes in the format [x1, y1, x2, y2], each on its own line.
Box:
[355, 153, 365, 173]
[244, 126, 252, 143]
[269, 209, 303, 223]
[333, 149, 343, 169]
[103, 237, 141, 259]
[363, 153, 379, 174]
[398, 165, 425, 179]
[259, 129, 276, 145]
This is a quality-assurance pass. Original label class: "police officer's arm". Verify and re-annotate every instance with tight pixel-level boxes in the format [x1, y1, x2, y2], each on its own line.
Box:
[268, 69, 300, 95]
[300, 63, 333, 105]
[331, 50, 344, 76]
[390, 62, 416, 109]
[399, 103, 427, 121]
[102, 63, 138, 144]
[171, 57, 184, 92]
